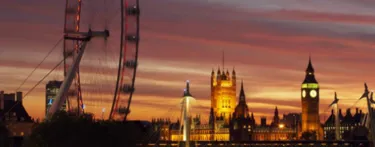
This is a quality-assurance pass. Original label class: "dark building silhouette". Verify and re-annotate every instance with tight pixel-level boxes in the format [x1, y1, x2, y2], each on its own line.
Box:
[281, 113, 301, 128]
[252, 109, 298, 141]
[150, 118, 175, 141]
[230, 81, 255, 141]
[260, 117, 267, 127]
[0, 91, 32, 123]
[0, 91, 35, 147]
[271, 107, 280, 127]
[323, 108, 365, 140]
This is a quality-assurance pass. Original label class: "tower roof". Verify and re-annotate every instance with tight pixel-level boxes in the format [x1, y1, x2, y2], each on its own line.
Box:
[342, 108, 354, 124]
[234, 80, 249, 118]
[274, 106, 278, 114]
[302, 56, 318, 84]
[183, 80, 193, 97]
[271, 106, 280, 126]
[239, 80, 245, 102]
[324, 109, 335, 125]
[209, 107, 214, 125]
[306, 55, 314, 73]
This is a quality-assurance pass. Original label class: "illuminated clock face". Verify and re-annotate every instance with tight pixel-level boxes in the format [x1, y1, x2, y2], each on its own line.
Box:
[310, 90, 317, 98]
[302, 90, 306, 98]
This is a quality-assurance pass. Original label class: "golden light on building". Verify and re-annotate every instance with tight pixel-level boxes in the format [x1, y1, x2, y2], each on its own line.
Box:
[300, 56, 323, 140]
[211, 68, 236, 124]
[301, 83, 319, 89]
[154, 61, 308, 142]
[170, 128, 230, 141]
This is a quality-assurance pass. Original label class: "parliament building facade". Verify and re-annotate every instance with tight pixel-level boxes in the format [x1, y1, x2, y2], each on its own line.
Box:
[151, 57, 362, 141]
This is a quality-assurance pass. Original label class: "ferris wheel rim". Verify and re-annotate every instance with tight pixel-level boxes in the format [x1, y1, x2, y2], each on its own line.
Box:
[109, 0, 140, 121]
[58, 0, 140, 120]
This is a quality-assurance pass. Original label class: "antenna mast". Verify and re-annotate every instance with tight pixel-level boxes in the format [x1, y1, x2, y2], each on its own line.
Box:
[222, 49, 225, 70]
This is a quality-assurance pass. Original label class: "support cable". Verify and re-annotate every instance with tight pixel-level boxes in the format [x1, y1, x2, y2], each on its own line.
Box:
[323, 98, 361, 116]
[348, 99, 361, 111]
[5, 58, 65, 116]
[15, 37, 63, 92]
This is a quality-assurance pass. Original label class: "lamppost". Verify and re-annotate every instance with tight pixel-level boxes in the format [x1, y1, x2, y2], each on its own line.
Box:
[328, 92, 340, 140]
[181, 80, 194, 147]
[102, 108, 105, 120]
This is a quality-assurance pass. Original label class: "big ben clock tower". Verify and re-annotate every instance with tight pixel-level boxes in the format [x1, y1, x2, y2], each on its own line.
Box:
[301, 56, 322, 139]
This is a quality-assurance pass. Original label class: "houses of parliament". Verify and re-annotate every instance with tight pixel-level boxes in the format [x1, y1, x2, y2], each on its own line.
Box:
[151, 57, 366, 141]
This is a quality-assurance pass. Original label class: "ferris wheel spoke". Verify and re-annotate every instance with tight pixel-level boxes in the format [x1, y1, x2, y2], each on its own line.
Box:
[51, 0, 140, 121]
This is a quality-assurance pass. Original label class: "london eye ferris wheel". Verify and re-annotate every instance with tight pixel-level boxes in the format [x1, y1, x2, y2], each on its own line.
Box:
[47, 0, 140, 121]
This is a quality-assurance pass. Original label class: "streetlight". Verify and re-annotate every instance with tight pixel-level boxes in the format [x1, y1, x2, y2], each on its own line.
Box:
[279, 124, 285, 129]
[102, 108, 106, 120]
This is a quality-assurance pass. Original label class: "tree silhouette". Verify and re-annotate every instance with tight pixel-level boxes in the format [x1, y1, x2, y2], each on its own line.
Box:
[0, 122, 10, 147]
[301, 131, 317, 140]
[342, 130, 352, 141]
[23, 111, 152, 147]
[325, 130, 336, 140]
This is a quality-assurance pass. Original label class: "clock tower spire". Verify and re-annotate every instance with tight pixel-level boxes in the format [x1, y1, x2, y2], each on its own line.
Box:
[301, 56, 322, 140]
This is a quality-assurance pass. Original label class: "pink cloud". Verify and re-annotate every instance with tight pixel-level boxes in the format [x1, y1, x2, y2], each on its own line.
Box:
[2, 0, 375, 122]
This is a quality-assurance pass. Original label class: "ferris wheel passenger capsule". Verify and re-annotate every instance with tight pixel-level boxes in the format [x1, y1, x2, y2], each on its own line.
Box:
[126, 35, 139, 42]
[118, 107, 130, 115]
[127, 6, 140, 15]
[64, 50, 74, 57]
[124, 60, 137, 69]
[121, 84, 135, 93]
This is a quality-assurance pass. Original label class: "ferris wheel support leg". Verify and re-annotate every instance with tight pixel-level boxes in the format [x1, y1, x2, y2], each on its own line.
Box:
[365, 96, 375, 145]
[334, 104, 340, 140]
[47, 41, 88, 120]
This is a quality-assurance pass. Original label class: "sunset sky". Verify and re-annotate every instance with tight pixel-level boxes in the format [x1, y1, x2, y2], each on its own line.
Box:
[1, 0, 375, 123]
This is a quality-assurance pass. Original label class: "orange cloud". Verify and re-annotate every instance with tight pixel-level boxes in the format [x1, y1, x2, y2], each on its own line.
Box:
[1, 0, 375, 124]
